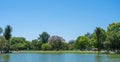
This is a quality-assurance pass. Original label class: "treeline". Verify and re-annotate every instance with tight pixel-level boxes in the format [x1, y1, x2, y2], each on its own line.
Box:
[0, 22, 120, 53]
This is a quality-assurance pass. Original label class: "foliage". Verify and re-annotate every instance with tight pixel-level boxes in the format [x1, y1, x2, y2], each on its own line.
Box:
[10, 37, 27, 50]
[41, 43, 52, 51]
[0, 22, 120, 54]
[3, 25, 12, 53]
[38, 32, 50, 43]
[0, 36, 6, 52]
[74, 36, 89, 50]
[48, 36, 65, 51]
[3, 25, 12, 40]
[95, 27, 106, 53]
[106, 22, 120, 53]
[31, 39, 39, 50]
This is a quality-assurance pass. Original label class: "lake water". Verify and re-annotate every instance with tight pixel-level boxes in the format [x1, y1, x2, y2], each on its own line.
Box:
[0, 53, 120, 62]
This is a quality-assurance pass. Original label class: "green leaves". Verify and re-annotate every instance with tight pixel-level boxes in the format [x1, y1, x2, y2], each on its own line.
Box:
[95, 27, 106, 52]
[74, 36, 89, 50]
[3, 25, 12, 40]
[106, 22, 120, 53]
[41, 43, 52, 51]
[10, 37, 27, 50]
[38, 32, 50, 43]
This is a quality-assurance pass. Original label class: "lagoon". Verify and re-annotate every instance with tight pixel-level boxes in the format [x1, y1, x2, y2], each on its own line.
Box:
[0, 53, 120, 62]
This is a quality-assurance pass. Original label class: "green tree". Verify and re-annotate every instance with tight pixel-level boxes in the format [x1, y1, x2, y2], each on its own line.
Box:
[3, 25, 12, 53]
[0, 36, 6, 53]
[74, 36, 89, 50]
[31, 39, 42, 50]
[95, 27, 106, 53]
[38, 32, 50, 43]
[85, 32, 93, 50]
[62, 42, 69, 50]
[106, 22, 120, 53]
[41, 43, 52, 51]
[10, 37, 27, 51]
[24, 41, 31, 50]
[3, 25, 12, 40]
[89, 33, 97, 49]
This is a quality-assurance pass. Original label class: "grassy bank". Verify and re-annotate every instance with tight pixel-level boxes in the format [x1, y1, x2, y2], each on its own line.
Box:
[12, 51, 99, 54]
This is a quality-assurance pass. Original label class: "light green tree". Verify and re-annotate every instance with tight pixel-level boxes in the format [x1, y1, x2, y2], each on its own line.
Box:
[74, 36, 89, 50]
[41, 43, 52, 51]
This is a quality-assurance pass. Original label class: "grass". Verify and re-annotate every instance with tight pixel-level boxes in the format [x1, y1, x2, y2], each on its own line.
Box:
[13, 50, 99, 54]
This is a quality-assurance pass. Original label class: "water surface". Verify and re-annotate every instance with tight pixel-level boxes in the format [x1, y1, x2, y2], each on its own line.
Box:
[0, 53, 120, 62]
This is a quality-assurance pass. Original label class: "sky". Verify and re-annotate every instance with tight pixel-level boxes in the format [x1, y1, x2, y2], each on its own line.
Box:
[0, 0, 120, 41]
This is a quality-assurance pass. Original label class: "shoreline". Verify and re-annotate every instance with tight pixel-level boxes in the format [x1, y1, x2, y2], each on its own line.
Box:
[12, 51, 103, 54]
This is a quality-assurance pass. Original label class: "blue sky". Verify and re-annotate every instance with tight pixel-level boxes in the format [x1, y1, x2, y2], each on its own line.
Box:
[0, 0, 120, 41]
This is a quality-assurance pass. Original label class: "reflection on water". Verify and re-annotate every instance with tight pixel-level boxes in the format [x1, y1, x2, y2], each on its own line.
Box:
[0, 54, 9, 62]
[95, 54, 107, 62]
[0, 53, 120, 62]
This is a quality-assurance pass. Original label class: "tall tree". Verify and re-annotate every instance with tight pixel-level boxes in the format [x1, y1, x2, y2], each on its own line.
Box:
[95, 27, 106, 53]
[38, 32, 50, 43]
[106, 22, 120, 53]
[3, 25, 12, 53]
[4, 25, 12, 40]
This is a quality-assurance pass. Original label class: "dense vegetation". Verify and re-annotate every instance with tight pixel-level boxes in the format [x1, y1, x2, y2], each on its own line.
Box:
[0, 22, 120, 54]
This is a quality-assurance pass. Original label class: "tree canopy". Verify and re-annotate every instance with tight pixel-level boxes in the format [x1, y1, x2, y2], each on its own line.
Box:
[38, 32, 50, 43]
[0, 22, 120, 54]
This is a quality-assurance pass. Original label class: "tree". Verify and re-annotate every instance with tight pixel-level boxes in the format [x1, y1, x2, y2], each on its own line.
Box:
[10, 37, 27, 51]
[48, 36, 65, 51]
[74, 36, 89, 50]
[95, 27, 106, 53]
[89, 33, 97, 49]
[3, 25, 12, 53]
[0, 36, 7, 53]
[85, 32, 94, 50]
[3, 25, 12, 40]
[106, 22, 120, 53]
[62, 42, 69, 50]
[31, 39, 39, 50]
[24, 41, 31, 50]
[41, 43, 52, 51]
[38, 32, 50, 43]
